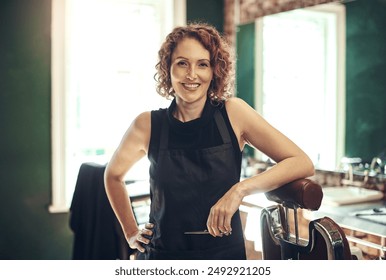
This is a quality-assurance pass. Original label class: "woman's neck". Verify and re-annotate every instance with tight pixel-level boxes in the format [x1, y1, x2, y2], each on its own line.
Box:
[173, 96, 207, 122]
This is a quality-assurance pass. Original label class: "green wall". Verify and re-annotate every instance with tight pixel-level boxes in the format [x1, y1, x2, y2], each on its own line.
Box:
[0, 0, 224, 260]
[235, 23, 256, 157]
[344, 0, 386, 162]
[0, 0, 73, 259]
[236, 0, 386, 164]
[236, 23, 255, 107]
[186, 0, 224, 33]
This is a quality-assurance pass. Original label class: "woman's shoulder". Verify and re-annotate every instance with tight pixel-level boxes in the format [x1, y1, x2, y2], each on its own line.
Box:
[223, 96, 264, 135]
[133, 111, 151, 126]
[133, 108, 168, 134]
[127, 111, 152, 140]
[224, 96, 254, 116]
[225, 96, 249, 107]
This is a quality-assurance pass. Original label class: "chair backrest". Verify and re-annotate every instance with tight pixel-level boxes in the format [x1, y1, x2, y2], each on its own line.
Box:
[69, 162, 132, 259]
[260, 178, 353, 260]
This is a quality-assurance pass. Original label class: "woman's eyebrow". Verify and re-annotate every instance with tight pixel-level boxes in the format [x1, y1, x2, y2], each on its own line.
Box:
[174, 56, 210, 62]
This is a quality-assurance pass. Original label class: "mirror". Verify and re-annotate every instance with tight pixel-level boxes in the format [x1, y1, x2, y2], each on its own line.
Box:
[235, 0, 386, 172]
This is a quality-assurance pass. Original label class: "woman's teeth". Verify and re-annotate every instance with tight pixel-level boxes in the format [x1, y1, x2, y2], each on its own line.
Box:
[183, 83, 200, 88]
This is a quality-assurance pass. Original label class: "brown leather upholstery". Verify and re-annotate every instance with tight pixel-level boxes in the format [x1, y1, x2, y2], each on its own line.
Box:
[265, 178, 323, 210]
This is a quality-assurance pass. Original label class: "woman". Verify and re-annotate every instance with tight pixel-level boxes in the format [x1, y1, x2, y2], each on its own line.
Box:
[104, 23, 314, 260]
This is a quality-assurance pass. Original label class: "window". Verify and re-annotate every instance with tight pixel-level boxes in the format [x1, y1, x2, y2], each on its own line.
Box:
[50, 0, 185, 212]
[254, 3, 346, 171]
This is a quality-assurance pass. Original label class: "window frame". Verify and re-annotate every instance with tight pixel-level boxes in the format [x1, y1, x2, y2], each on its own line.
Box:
[254, 3, 346, 171]
[49, 0, 186, 213]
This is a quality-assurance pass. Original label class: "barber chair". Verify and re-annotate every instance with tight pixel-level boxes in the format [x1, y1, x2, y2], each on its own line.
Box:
[260, 179, 353, 260]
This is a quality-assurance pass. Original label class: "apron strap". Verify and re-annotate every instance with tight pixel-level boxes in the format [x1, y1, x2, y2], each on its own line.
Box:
[214, 109, 232, 144]
[159, 112, 169, 150]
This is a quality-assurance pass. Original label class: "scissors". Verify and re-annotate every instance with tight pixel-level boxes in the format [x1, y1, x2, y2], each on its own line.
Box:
[184, 230, 232, 235]
[184, 230, 210, 235]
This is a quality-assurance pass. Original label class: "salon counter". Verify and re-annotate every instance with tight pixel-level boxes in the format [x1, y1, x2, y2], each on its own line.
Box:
[305, 201, 386, 238]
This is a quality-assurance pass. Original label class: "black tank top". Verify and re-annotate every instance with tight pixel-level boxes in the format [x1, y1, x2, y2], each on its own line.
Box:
[148, 98, 242, 174]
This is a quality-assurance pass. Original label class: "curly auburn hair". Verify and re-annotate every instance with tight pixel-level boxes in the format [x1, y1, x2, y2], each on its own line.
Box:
[154, 23, 235, 101]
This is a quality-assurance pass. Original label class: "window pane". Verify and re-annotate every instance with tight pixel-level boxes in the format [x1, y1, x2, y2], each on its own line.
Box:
[256, 5, 345, 170]
[64, 0, 171, 208]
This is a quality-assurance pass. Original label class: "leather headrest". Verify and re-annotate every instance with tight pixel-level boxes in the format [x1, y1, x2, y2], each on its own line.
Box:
[265, 178, 323, 210]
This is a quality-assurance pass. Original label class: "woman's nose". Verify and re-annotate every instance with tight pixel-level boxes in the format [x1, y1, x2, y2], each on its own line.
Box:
[186, 67, 197, 80]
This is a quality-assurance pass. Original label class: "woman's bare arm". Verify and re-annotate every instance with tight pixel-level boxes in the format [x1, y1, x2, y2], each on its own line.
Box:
[206, 97, 314, 236]
[104, 111, 152, 252]
[228, 97, 315, 195]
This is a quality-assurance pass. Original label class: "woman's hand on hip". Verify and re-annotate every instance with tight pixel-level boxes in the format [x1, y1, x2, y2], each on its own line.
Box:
[126, 222, 154, 253]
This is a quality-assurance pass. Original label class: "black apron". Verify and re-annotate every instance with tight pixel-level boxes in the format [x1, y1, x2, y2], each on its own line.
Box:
[138, 107, 246, 260]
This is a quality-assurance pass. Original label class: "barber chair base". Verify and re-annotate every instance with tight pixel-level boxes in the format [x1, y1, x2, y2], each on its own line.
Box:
[261, 205, 353, 260]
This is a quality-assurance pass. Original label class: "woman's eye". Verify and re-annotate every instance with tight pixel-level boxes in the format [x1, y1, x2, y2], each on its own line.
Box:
[177, 61, 188, 67]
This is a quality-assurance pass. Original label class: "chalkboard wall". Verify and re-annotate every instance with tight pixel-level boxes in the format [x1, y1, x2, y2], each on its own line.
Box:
[345, 0, 386, 162]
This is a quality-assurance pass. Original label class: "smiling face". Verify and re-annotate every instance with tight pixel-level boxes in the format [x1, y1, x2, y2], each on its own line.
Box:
[170, 37, 213, 104]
